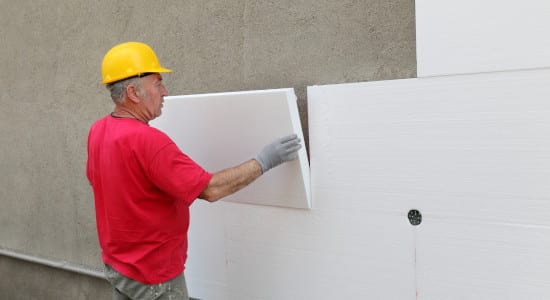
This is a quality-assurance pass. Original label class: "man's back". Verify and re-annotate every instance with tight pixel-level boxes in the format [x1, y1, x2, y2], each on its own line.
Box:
[86, 115, 211, 284]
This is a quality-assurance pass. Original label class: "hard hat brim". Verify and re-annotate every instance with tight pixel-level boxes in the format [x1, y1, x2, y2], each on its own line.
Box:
[102, 67, 172, 85]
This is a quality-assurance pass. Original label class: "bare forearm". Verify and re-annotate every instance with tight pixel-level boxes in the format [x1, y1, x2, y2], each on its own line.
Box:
[198, 134, 302, 202]
[199, 159, 262, 202]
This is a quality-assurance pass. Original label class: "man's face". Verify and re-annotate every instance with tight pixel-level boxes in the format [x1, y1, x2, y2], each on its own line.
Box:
[139, 73, 169, 121]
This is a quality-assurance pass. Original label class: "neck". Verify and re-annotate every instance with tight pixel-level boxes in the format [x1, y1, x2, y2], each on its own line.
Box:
[112, 107, 147, 123]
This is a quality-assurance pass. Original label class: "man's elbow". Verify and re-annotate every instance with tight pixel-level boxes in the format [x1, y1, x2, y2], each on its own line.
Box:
[199, 188, 223, 202]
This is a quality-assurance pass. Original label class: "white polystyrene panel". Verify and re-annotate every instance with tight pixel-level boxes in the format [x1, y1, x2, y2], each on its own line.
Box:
[308, 68, 550, 299]
[417, 221, 550, 299]
[416, 0, 550, 77]
[179, 87, 416, 299]
[185, 201, 416, 300]
[150, 88, 310, 209]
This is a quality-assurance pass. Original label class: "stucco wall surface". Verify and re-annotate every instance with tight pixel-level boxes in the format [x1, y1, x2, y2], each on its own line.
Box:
[0, 255, 111, 300]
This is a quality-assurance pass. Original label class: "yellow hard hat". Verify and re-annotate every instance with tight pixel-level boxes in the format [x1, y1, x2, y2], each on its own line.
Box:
[101, 42, 172, 84]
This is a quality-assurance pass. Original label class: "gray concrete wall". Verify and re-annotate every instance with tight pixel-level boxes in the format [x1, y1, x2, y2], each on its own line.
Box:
[0, 255, 111, 300]
[1, 0, 416, 298]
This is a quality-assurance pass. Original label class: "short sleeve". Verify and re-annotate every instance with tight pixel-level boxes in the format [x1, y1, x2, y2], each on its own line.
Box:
[148, 143, 212, 206]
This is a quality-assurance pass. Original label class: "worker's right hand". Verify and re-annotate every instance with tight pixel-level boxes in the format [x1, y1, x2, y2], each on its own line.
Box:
[255, 134, 302, 174]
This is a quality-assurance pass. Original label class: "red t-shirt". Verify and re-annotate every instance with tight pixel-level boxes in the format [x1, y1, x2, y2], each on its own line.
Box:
[86, 115, 212, 284]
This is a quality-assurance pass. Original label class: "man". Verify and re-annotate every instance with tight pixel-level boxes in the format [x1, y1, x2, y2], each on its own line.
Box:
[87, 41, 302, 300]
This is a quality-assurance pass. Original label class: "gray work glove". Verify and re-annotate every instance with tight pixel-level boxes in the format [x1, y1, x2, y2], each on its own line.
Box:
[255, 134, 302, 174]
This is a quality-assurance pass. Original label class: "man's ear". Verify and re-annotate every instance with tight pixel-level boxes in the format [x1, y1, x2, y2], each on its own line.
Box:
[126, 84, 141, 103]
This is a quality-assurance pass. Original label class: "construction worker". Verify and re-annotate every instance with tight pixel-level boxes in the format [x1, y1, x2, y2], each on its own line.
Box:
[87, 41, 302, 300]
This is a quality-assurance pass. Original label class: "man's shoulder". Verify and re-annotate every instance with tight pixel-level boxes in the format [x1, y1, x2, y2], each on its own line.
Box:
[135, 124, 175, 148]
[140, 123, 171, 139]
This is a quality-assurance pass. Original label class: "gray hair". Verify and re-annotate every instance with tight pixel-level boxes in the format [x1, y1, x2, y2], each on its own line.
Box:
[105, 77, 143, 104]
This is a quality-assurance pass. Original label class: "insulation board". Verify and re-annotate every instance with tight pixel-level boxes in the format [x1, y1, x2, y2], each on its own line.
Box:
[308, 68, 550, 299]
[150, 88, 310, 209]
[416, 0, 550, 77]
